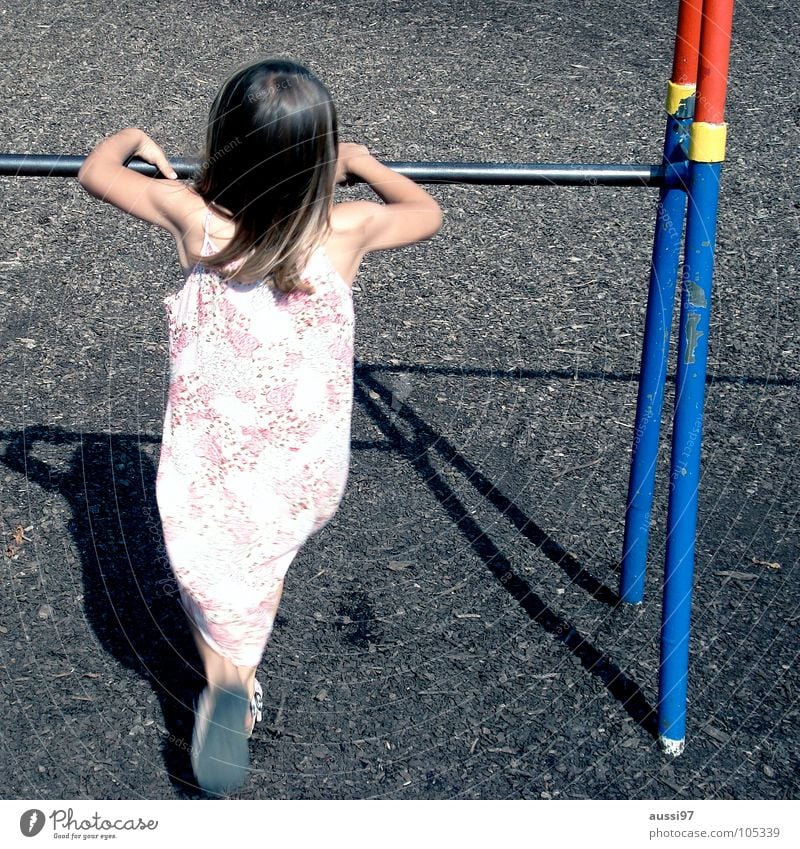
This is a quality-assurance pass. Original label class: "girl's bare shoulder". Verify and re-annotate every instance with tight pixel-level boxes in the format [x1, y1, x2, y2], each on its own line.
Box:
[160, 184, 216, 271]
[323, 201, 382, 287]
[329, 200, 381, 234]
[167, 184, 245, 271]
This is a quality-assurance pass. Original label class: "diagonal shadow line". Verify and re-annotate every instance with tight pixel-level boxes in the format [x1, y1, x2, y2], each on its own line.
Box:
[357, 371, 619, 607]
[354, 360, 800, 388]
[352, 375, 658, 736]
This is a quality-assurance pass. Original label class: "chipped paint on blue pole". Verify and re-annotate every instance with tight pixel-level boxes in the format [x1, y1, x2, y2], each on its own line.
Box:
[658, 158, 722, 756]
[620, 89, 693, 605]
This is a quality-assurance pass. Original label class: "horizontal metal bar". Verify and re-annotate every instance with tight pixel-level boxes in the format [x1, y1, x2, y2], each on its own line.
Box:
[0, 154, 201, 179]
[0, 153, 666, 187]
[384, 162, 665, 187]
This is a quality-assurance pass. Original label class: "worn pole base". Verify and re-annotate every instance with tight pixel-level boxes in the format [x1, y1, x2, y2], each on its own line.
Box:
[659, 735, 686, 757]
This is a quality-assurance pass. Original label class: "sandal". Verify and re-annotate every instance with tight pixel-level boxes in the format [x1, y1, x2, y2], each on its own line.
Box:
[191, 685, 250, 796]
[248, 678, 263, 739]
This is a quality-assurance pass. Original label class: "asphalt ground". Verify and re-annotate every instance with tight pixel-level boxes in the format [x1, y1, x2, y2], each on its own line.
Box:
[0, 0, 798, 800]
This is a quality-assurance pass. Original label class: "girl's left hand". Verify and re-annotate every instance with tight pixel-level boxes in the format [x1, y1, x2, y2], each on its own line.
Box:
[132, 134, 178, 180]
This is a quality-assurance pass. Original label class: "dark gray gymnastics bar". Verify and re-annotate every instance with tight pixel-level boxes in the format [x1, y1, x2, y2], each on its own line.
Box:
[0, 154, 667, 187]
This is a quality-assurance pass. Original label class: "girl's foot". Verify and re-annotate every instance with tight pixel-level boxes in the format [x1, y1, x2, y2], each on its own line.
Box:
[247, 678, 263, 738]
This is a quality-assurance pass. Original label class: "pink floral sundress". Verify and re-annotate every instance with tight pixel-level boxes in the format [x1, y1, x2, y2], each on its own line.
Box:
[156, 210, 354, 666]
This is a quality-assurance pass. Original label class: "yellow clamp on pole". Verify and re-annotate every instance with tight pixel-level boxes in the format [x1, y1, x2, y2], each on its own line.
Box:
[688, 122, 727, 162]
[665, 81, 696, 117]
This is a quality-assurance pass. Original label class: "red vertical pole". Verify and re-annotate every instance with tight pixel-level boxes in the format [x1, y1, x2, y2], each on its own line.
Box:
[671, 0, 703, 86]
[693, 0, 734, 123]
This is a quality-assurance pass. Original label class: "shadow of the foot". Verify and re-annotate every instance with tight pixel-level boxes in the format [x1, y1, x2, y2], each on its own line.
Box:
[0, 425, 203, 795]
[353, 369, 657, 736]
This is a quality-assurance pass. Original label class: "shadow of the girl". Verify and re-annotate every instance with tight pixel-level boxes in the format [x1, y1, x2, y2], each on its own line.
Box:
[0, 424, 203, 795]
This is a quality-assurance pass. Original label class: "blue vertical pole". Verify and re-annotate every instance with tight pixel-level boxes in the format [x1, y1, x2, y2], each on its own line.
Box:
[619, 88, 693, 605]
[658, 158, 722, 754]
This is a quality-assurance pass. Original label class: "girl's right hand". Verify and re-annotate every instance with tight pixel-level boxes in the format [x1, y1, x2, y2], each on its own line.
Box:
[335, 142, 371, 184]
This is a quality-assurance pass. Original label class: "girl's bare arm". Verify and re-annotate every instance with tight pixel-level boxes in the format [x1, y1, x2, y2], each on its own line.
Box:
[337, 144, 443, 253]
[77, 128, 187, 234]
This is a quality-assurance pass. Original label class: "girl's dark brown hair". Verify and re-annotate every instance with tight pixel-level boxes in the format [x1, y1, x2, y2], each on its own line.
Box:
[192, 58, 338, 294]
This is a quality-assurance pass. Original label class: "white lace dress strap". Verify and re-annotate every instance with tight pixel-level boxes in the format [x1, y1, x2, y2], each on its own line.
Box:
[201, 208, 215, 257]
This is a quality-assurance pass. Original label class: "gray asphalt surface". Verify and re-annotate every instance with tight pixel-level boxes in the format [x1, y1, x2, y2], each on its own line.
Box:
[0, 0, 798, 801]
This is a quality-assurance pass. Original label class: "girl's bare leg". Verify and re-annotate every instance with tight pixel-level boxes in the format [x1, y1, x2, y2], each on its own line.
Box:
[186, 578, 285, 730]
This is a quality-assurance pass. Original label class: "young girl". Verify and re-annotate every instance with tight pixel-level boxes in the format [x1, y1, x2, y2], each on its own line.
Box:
[78, 58, 442, 795]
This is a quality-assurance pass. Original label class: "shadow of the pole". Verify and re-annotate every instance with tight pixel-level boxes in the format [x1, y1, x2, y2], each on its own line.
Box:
[355, 360, 800, 388]
[354, 368, 657, 737]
